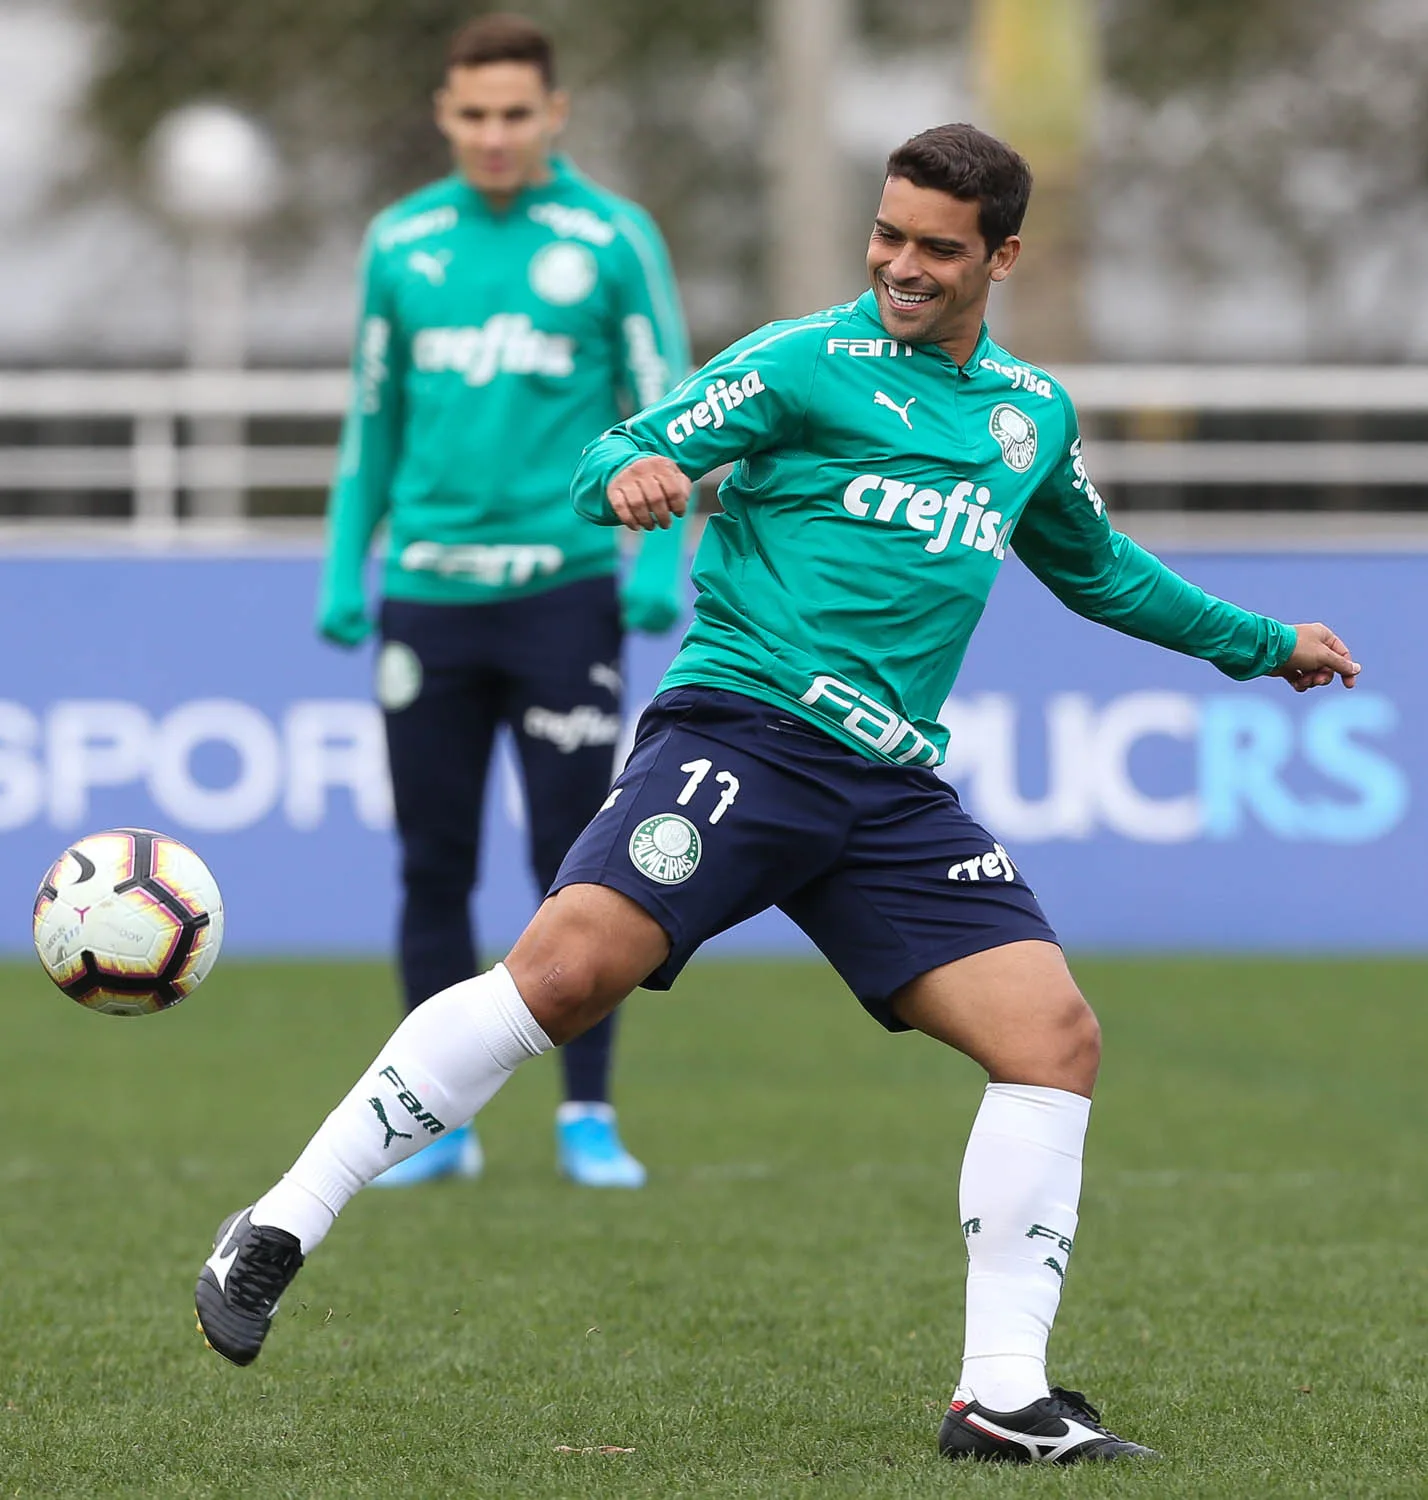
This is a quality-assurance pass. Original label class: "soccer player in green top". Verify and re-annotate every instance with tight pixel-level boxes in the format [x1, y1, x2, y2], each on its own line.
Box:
[201, 123, 1360, 1462]
[317, 14, 689, 1188]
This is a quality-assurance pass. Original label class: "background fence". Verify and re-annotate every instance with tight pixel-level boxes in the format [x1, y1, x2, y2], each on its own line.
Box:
[6, 366, 1428, 528]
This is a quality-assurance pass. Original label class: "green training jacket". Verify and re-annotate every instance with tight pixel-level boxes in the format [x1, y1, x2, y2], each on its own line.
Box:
[321, 156, 689, 638]
[573, 291, 1296, 768]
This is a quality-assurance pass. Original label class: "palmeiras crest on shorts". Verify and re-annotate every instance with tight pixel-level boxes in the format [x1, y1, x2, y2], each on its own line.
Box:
[628, 813, 702, 885]
[989, 403, 1038, 472]
[529, 242, 597, 306]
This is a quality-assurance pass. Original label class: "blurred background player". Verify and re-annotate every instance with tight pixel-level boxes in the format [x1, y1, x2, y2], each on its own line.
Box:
[317, 12, 689, 1188]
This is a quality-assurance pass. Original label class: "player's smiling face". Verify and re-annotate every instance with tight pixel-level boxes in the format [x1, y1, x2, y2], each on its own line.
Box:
[866, 177, 1020, 359]
[436, 62, 568, 201]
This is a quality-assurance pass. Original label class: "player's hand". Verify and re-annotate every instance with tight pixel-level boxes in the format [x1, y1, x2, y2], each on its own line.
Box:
[316, 591, 373, 648]
[608, 457, 690, 531]
[1272, 623, 1361, 692]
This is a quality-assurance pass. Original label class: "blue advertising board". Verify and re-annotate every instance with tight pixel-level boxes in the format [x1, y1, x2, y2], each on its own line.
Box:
[0, 548, 1418, 956]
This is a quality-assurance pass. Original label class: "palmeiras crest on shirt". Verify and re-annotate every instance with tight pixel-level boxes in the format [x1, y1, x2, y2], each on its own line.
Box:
[989, 403, 1038, 472]
[628, 813, 702, 885]
[529, 242, 598, 306]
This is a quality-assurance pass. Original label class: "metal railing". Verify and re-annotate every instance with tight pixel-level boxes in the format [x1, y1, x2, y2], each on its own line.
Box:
[3, 365, 1428, 524]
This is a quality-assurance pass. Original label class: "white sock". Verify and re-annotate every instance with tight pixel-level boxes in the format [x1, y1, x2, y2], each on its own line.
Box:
[955, 1083, 1090, 1413]
[250, 963, 551, 1252]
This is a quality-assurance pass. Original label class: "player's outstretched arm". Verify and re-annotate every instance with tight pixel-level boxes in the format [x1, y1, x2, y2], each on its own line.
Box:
[1271, 622, 1361, 691]
[1011, 390, 1335, 686]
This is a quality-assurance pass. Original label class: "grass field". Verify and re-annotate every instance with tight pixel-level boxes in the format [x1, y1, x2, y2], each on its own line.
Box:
[0, 956, 1424, 1498]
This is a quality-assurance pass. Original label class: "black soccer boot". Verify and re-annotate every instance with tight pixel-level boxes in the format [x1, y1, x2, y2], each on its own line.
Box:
[938, 1386, 1159, 1463]
[195, 1207, 304, 1366]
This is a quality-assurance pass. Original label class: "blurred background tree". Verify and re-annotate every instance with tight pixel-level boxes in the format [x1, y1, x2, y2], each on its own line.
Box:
[71, 0, 1428, 359]
[78, 0, 769, 346]
[1101, 0, 1428, 357]
[83, 0, 761, 195]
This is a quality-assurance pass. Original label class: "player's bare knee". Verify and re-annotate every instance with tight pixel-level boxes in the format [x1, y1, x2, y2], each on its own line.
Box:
[1054, 991, 1101, 1089]
[530, 955, 604, 1037]
[504, 944, 608, 1043]
[503, 931, 580, 1029]
[504, 896, 653, 1042]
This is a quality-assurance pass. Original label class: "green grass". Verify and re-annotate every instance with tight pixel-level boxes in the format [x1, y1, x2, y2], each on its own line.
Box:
[0, 957, 1424, 1497]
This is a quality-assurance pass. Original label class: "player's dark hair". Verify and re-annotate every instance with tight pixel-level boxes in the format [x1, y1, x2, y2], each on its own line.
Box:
[447, 13, 556, 87]
[885, 124, 1032, 254]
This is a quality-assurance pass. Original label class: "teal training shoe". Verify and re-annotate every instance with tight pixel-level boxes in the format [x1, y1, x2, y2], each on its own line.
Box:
[556, 1103, 647, 1188]
[370, 1122, 483, 1188]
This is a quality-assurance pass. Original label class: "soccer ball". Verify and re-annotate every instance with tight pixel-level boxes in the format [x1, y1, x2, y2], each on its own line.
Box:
[32, 828, 224, 1016]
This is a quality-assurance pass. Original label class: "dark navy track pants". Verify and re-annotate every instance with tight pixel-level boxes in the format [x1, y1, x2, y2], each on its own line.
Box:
[378, 576, 624, 1104]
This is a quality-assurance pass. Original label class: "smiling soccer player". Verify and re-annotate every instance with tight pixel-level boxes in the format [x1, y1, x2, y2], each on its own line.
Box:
[198, 123, 1359, 1464]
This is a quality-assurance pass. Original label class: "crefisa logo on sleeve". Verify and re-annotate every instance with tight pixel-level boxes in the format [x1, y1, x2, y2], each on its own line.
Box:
[665, 371, 767, 445]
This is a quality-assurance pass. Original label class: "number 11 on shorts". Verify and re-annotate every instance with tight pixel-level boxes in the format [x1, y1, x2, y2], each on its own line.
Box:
[677, 759, 740, 824]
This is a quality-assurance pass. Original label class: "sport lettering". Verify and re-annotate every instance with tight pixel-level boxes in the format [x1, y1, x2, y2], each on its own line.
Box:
[841, 473, 1012, 558]
[666, 371, 767, 445]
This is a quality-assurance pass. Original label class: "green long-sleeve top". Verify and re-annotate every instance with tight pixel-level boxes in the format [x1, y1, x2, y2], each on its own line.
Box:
[573, 292, 1296, 768]
[322, 156, 689, 625]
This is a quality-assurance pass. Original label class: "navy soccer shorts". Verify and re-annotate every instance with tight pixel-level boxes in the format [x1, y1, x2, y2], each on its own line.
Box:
[551, 687, 1059, 1030]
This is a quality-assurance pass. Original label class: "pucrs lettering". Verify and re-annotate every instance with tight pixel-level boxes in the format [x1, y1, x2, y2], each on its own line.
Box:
[526, 201, 616, 246]
[665, 370, 767, 445]
[826, 337, 913, 358]
[376, 205, 458, 251]
[841, 474, 1012, 558]
[1069, 437, 1106, 517]
[937, 689, 1409, 846]
[979, 357, 1054, 399]
[800, 675, 939, 766]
